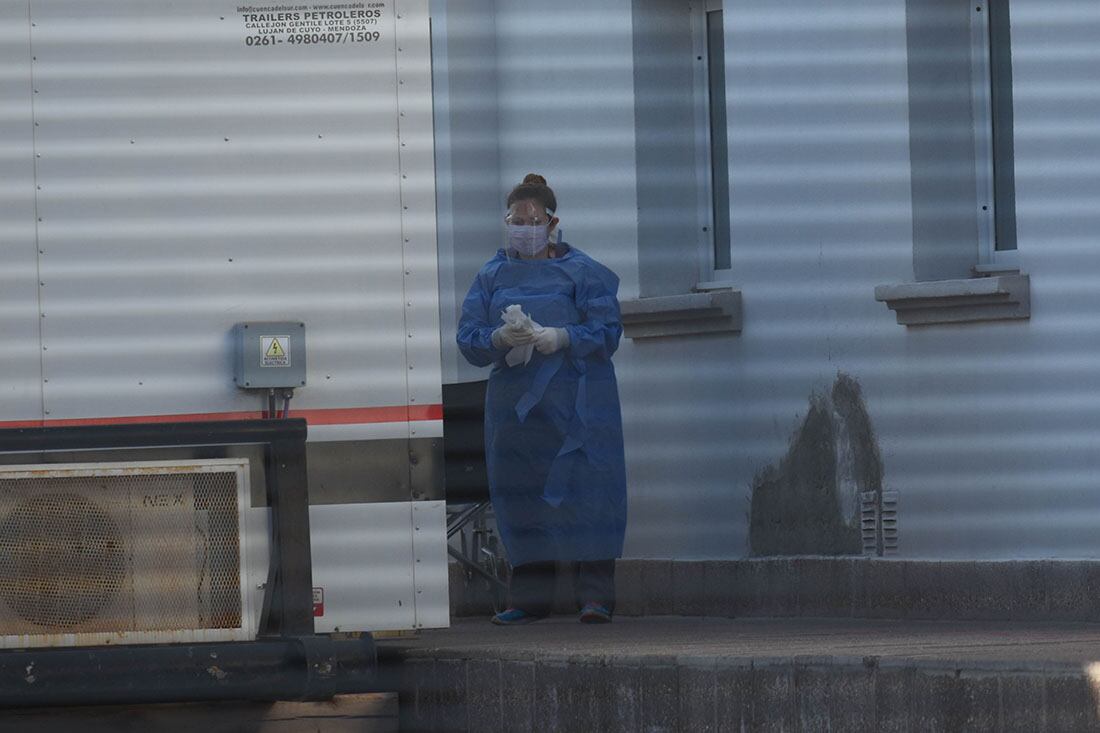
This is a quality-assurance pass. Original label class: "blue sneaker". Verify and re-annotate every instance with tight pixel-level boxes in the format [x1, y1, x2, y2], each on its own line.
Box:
[491, 608, 543, 625]
[579, 602, 612, 624]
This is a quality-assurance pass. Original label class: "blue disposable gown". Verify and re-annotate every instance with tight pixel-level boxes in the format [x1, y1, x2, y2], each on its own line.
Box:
[456, 245, 627, 566]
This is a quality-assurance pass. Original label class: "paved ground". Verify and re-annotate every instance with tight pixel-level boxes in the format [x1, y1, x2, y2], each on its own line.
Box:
[382, 615, 1100, 670]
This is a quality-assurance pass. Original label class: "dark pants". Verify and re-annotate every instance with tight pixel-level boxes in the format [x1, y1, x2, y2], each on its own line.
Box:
[509, 559, 616, 617]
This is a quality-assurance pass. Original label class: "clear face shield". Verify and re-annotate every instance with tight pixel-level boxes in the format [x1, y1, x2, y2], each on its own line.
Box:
[504, 202, 557, 258]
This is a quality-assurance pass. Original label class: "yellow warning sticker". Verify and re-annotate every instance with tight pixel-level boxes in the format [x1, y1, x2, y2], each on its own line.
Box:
[261, 336, 290, 367]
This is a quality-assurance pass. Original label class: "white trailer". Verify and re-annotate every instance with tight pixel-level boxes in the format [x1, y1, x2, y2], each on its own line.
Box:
[0, 0, 447, 640]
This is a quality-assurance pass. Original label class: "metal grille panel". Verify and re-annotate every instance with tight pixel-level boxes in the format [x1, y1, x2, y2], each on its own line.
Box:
[861, 490, 900, 558]
[0, 461, 247, 644]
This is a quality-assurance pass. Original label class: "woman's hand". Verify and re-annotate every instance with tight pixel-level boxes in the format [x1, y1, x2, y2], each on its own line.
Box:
[492, 324, 537, 349]
[533, 327, 570, 355]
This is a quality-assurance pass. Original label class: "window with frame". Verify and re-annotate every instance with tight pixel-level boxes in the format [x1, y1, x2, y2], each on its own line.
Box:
[971, 0, 1017, 272]
[905, 0, 1018, 281]
[876, 0, 1027, 326]
[621, 0, 743, 337]
[692, 0, 732, 284]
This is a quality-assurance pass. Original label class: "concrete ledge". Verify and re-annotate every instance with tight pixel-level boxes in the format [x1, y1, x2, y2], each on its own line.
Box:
[619, 289, 742, 339]
[874, 273, 1030, 326]
[381, 618, 1100, 732]
[396, 654, 1091, 732]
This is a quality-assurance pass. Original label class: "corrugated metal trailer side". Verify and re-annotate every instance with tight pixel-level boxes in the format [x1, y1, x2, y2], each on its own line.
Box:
[1, 0, 446, 632]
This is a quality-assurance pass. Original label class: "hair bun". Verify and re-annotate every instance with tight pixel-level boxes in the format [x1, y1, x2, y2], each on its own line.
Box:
[506, 173, 557, 212]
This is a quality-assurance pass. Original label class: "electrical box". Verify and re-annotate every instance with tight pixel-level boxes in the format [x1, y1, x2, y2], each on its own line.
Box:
[233, 322, 307, 389]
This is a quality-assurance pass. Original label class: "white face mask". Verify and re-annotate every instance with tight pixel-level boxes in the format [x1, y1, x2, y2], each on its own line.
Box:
[507, 224, 549, 257]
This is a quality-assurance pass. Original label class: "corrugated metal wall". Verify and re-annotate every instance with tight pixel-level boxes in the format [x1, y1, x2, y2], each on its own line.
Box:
[6, 0, 441, 436]
[0, 3, 42, 423]
[434, 0, 1100, 560]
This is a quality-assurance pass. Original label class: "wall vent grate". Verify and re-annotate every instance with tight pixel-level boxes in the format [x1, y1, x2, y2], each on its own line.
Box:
[881, 490, 899, 555]
[861, 490, 899, 557]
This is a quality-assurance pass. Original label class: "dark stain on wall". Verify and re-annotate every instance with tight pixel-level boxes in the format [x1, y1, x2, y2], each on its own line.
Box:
[749, 373, 885, 556]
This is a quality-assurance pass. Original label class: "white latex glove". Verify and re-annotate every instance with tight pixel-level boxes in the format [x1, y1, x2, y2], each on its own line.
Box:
[492, 324, 535, 349]
[533, 327, 570, 355]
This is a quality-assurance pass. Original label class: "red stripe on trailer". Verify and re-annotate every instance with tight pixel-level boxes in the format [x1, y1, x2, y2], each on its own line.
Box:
[0, 404, 444, 429]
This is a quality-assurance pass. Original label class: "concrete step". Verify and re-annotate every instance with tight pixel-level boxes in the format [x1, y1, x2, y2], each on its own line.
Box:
[379, 616, 1100, 732]
[450, 558, 1100, 622]
[615, 559, 1100, 622]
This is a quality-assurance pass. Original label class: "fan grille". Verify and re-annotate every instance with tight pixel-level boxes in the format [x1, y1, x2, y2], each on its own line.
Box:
[0, 492, 125, 628]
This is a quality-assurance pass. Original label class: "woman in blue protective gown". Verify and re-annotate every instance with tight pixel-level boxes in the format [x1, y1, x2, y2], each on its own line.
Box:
[456, 173, 627, 625]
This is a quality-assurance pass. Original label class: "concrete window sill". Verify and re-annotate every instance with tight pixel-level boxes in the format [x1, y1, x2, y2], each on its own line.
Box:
[620, 289, 742, 339]
[874, 273, 1030, 326]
